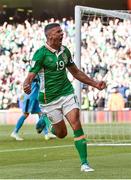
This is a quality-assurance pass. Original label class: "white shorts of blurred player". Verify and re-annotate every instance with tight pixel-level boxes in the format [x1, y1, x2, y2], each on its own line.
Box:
[40, 94, 80, 124]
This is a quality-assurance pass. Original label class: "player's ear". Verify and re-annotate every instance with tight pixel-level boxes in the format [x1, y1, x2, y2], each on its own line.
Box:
[46, 29, 52, 38]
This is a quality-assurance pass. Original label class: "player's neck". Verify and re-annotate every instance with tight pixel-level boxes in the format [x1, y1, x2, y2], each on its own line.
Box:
[46, 41, 60, 51]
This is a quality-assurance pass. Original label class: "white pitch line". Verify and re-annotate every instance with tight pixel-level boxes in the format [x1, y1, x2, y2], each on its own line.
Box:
[0, 144, 73, 153]
[1, 143, 131, 153]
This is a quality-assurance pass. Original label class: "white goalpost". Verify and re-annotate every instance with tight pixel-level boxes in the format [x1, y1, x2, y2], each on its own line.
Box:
[74, 6, 131, 145]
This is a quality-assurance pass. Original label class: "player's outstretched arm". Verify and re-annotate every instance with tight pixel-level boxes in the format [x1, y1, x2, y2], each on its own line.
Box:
[23, 72, 36, 94]
[68, 64, 106, 90]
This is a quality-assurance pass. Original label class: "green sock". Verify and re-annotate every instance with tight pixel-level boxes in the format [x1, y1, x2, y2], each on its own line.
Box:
[50, 126, 56, 135]
[44, 116, 56, 135]
[74, 128, 88, 165]
[43, 115, 56, 135]
[44, 116, 52, 129]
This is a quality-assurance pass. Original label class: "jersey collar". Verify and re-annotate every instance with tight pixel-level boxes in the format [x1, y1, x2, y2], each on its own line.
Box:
[45, 43, 56, 53]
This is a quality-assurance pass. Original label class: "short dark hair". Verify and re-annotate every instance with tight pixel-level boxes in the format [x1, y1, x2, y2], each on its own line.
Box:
[44, 23, 60, 36]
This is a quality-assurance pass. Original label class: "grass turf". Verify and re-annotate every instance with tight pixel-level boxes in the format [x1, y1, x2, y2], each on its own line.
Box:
[0, 125, 131, 179]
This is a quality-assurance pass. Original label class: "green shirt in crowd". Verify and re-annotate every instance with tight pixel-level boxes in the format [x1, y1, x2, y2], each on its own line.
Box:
[29, 44, 75, 104]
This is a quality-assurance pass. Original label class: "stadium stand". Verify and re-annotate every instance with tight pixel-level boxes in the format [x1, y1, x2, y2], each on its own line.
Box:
[0, 18, 130, 111]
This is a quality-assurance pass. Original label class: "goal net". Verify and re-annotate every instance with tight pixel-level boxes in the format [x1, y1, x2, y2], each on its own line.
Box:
[74, 6, 131, 145]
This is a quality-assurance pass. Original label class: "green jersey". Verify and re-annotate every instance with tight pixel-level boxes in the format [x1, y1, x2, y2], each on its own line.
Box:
[29, 45, 75, 104]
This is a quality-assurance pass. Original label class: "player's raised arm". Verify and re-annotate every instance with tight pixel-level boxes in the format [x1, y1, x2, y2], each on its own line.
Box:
[67, 64, 106, 90]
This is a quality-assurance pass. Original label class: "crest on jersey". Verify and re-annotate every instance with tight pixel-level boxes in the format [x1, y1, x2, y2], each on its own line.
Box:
[62, 53, 68, 64]
[48, 57, 53, 62]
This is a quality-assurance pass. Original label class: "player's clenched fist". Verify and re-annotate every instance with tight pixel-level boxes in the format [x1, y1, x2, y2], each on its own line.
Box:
[23, 82, 31, 94]
[96, 81, 107, 90]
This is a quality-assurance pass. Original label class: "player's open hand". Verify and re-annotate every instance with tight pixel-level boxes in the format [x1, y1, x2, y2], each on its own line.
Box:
[96, 81, 107, 90]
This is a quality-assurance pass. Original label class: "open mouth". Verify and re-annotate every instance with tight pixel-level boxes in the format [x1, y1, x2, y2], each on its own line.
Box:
[60, 36, 63, 42]
[60, 39, 62, 43]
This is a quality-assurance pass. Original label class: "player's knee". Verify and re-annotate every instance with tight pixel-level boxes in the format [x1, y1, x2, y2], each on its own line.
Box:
[72, 120, 82, 131]
[57, 129, 67, 139]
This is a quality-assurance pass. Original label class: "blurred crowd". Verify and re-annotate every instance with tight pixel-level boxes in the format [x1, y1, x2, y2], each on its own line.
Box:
[0, 17, 131, 110]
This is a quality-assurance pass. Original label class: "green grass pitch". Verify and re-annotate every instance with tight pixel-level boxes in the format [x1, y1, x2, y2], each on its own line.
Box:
[0, 125, 131, 179]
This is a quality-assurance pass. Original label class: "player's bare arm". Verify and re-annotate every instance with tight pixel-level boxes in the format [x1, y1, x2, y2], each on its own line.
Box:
[23, 72, 36, 94]
[68, 64, 106, 90]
